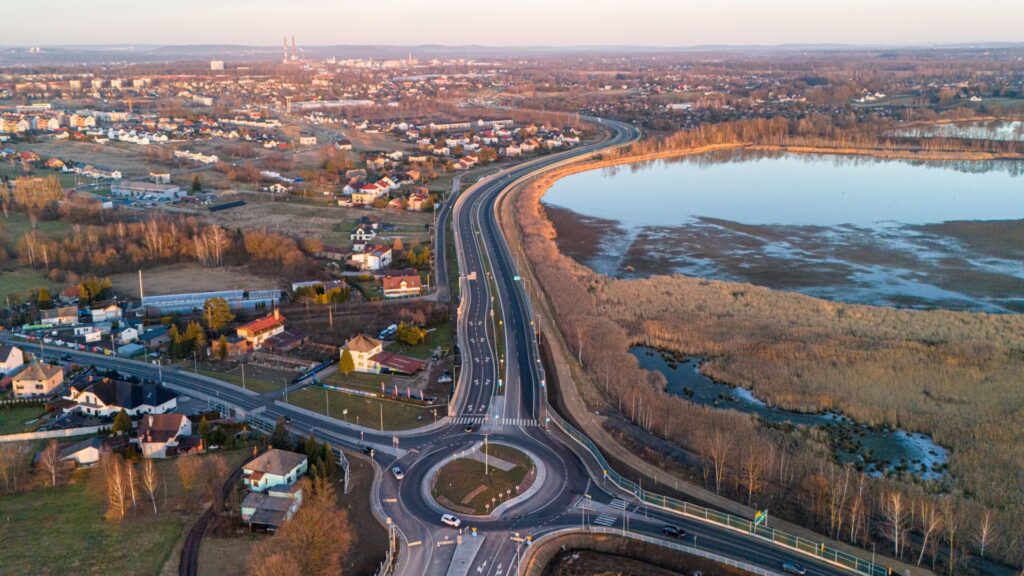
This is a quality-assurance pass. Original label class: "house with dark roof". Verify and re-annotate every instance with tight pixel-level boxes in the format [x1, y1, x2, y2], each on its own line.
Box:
[63, 377, 178, 417]
[40, 305, 79, 326]
[0, 344, 25, 375]
[243, 449, 308, 492]
[133, 413, 195, 458]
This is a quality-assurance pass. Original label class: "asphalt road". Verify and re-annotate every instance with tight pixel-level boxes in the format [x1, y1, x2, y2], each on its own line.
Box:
[4, 118, 877, 576]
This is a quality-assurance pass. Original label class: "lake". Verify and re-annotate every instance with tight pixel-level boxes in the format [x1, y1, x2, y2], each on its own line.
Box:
[632, 346, 950, 480]
[543, 151, 1024, 312]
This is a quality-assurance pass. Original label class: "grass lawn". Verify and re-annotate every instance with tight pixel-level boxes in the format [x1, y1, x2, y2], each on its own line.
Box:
[195, 367, 281, 396]
[1, 211, 73, 241]
[347, 277, 381, 301]
[431, 444, 534, 515]
[0, 405, 48, 435]
[286, 387, 438, 431]
[0, 268, 60, 302]
[322, 370, 401, 393]
[391, 320, 453, 360]
[0, 449, 249, 576]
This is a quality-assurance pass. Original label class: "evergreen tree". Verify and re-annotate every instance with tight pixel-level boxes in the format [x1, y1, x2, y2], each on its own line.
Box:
[270, 417, 291, 450]
[191, 175, 202, 192]
[37, 287, 52, 310]
[111, 409, 131, 436]
[339, 349, 355, 374]
[216, 335, 229, 361]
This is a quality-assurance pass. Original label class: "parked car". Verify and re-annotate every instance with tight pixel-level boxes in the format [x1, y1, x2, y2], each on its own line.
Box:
[782, 562, 807, 575]
[441, 513, 462, 528]
[392, 466, 405, 480]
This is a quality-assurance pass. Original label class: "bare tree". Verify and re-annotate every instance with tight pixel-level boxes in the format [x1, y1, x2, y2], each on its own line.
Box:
[176, 453, 201, 494]
[0, 442, 31, 492]
[39, 439, 61, 487]
[917, 496, 943, 566]
[707, 429, 732, 494]
[140, 458, 160, 514]
[940, 496, 962, 575]
[103, 455, 129, 520]
[741, 441, 769, 506]
[883, 490, 907, 558]
[976, 509, 996, 560]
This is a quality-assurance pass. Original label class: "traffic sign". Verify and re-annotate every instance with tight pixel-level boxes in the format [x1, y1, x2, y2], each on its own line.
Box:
[754, 509, 768, 526]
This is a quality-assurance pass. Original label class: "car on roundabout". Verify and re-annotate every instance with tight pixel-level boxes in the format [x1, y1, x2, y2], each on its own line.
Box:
[391, 466, 405, 480]
[441, 513, 462, 528]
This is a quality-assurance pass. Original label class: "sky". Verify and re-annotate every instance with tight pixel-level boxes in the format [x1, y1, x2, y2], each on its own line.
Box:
[5, 0, 1024, 47]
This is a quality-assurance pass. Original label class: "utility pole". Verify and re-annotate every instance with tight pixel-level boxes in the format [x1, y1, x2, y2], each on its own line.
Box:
[379, 403, 384, 431]
[484, 433, 489, 475]
[241, 363, 246, 390]
[325, 388, 330, 419]
[192, 350, 197, 374]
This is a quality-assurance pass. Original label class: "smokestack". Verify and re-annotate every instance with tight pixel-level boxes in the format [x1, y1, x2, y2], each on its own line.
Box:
[291, 36, 296, 61]
[283, 36, 288, 64]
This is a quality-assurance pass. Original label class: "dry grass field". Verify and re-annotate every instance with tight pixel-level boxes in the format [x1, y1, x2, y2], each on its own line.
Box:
[507, 145, 1024, 567]
[112, 263, 282, 297]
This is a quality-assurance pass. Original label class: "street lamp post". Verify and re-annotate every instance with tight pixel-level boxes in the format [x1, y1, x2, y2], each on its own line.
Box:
[240, 363, 246, 390]
[192, 350, 198, 374]
[325, 388, 330, 419]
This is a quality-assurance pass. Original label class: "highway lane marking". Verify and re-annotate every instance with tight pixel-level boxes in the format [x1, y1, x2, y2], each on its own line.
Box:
[383, 498, 398, 503]
[408, 540, 422, 547]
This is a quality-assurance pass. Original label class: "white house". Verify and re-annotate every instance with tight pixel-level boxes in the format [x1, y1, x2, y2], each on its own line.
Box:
[64, 378, 177, 417]
[134, 413, 193, 458]
[59, 437, 104, 467]
[119, 326, 139, 344]
[341, 333, 383, 373]
[348, 245, 392, 271]
[243, 449, 308, 492]
[89, 303, 123, 323]
[0, 344, 24, 375]
[350, 224, 377, 241]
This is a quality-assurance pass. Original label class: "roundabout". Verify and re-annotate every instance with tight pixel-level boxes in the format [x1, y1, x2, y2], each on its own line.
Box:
[428, 441, 538, 517]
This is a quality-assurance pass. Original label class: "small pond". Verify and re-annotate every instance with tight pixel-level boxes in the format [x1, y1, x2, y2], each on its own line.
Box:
[632, 346, 950, 480]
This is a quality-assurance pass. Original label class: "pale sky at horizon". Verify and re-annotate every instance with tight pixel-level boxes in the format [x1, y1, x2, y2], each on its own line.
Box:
[5, 0, 1023, 47]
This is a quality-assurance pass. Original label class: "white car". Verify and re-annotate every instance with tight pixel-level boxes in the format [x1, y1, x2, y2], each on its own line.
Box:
[391, 466, 405, 480]
[441, 514, 461, 528]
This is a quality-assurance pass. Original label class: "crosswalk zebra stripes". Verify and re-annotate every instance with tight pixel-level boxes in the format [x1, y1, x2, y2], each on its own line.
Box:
[592, 514, 616, 527]
[609, 498, 628, 511]
[453, 416, 539, 427]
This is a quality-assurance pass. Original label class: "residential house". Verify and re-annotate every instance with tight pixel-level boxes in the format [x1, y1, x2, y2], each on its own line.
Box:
[236, 309, 286, 350]
[139, 326, 171, 350]
[89, 302, 122, 323]
[0, 344, 25, 375]
[341, 334, 384, 373]
[350, 223, 377, 241]
[11, 363, 64, 398]
[134, 413, 195, 458]
[40, 305, 79, 326]
[64, 377, 177, 417]
[59, 437, 105, 467]
[348, 245, 392, 271]
[341, 333, 424, 375]
[407, 191, 430, 211]
[316, 245, 349, 261]
[382, 272, 422, 298]
[243, 449, 308, 492]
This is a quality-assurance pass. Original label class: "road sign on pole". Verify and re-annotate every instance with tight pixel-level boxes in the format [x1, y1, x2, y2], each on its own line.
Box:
[754, 509, 768, 527]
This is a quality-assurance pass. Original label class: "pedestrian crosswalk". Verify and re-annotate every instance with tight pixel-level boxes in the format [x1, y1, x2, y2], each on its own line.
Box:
[453, 416, 539, 427]
[592, 514, 616, 527]
[609, 498, 627, 510]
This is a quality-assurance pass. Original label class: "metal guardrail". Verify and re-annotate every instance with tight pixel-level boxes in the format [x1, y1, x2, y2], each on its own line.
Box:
[518, 526, 784, 576]
[544, 407, 890, 576]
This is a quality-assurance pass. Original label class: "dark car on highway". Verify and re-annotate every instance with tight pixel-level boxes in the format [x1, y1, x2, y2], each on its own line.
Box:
[661, 525, 685, 538]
